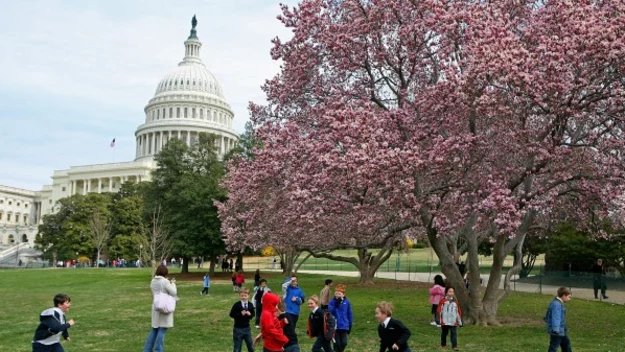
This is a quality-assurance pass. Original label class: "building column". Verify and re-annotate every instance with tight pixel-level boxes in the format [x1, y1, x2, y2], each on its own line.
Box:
[69, 181, 74, 195]
[109, 178, 113, 192]
[221, 135, 225, 155]
[186, 130, 190, 146]
[83, 180, 87, 194]
[98, 178, 102, 193]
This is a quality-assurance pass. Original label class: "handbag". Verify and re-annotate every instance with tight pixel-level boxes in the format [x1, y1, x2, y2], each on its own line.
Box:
[153, 280, 177, 314]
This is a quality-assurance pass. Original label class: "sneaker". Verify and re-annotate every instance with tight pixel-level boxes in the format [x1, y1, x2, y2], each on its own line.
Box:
[603, 296, 609, 299]
[200, 291, 203, 295]
[430, 321, 438, 326]
[436, 324, 441, 328]
[255, 325, 260, 329]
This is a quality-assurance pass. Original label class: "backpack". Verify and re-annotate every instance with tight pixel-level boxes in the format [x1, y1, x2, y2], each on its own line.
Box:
[323, 310, 336, 341]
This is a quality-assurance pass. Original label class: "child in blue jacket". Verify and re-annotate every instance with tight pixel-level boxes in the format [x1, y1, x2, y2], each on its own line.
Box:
[282, 275, 306, 329]
[545, 287, 572, 352]
[200, 273, 210, 296]
[328, 284, 353, 352]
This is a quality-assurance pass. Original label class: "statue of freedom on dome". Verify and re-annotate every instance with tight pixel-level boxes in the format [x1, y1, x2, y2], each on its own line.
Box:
[192, 15, 198, 29]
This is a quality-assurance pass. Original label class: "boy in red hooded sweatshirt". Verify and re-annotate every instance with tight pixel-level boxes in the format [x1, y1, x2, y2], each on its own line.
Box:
[257, 292, 288, 352]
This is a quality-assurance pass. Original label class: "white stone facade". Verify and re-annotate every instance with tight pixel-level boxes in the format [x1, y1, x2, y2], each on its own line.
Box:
[0, 18, 238, 250]
[0, 185, 41, 245]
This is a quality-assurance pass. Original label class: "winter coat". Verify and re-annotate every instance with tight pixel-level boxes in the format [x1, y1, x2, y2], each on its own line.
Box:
[282, 279, 305, 315]
[438, 296, 462, 327]
[260, 292, 289, 351]
[545, 298, 567, 336]
[429, 284, 445, 305]
[150, 276, 177, 328]
[328, 297, 353, 331]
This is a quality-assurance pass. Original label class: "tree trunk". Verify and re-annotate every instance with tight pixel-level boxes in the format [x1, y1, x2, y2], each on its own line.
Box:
[96, 250, 101, 269]
[308, 247, 394, 284]
[181, 256, 189, 274]
[208, 255, 216, 276]
[293, 252, 313, 274]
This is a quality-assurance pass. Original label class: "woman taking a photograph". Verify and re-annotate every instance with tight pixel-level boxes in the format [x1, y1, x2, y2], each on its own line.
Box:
[143, 265, 177, 352]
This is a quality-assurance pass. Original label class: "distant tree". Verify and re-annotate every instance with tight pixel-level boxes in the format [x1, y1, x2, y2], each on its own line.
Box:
[89, 211, 111, 269]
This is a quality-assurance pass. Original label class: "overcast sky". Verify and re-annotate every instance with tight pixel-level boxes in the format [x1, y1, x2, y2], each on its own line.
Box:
[0, 0, 296, 190]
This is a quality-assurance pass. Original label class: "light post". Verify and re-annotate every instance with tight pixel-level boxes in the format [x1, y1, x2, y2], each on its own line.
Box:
[139, 244, 144, 267]
[15, 225, 20, 267]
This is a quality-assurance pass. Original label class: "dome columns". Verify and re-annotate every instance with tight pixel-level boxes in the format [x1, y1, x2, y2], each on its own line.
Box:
[135, 129, 237, 159]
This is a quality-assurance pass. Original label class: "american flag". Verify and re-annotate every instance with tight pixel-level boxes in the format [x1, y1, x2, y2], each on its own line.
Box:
[110, 138, 116, 148]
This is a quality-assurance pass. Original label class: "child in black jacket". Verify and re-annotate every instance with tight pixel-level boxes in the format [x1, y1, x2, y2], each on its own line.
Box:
[307, 295, 334, 352]
[230, 287, 255, 352]
[375, 301, 412, 352]
[32, 293, 75, 352]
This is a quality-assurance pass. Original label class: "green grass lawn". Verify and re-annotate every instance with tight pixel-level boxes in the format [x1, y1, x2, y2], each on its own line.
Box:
[0, 268, 619, 352]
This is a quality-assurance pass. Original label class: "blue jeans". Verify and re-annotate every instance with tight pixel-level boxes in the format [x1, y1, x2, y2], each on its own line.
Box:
[143, 327, 167, 352]
[548, 334, 572, 352]
[284, 344, 301, 352]
[312, 335, 334, 352]
[233, 327, 254, 352]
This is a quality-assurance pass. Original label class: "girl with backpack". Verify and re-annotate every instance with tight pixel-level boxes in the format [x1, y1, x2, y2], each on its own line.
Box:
[307, 295, 334, 352]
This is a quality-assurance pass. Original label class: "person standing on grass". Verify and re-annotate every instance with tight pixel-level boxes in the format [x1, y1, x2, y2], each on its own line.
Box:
[375, 301, 412, 352]
[254, 279, 271, 328]
[143, 265, 177, 352]
[282, 275, 306, 329]
[328, 284, 353, 352]
[438, 287, 463, 350]
[591, 259, 608, 299]
[320, 279, 333, 310]
[32, 293, 75, 352]
[258, 292, 289, 352]
[254, 269, 262, 290]
[201, 272, 210, 296]
[254, 299, 300, 352]
[544, 287, 573, 352]
[429, 275, 446, 327]
[307, 295, 334, 352]
[230, 287, 256, 352]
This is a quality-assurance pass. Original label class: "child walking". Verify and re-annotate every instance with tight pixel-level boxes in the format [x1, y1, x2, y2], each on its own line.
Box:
[544, 287, 572, 352]
[328, 284, 353, 352]
[201, 272, 210, 296]
[375, 301, 412, 352]
[32, 293, 76, 352]
[230, 287, 255, 352]
[258, 292, 289, 352]
[253, 278, 271, 329]
[429, 275, 445, 326]
[307, 295, 334, 352]
[438, 287, 463, 351]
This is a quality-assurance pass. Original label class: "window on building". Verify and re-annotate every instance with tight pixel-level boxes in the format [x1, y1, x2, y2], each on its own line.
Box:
[23, 215, 28, 225]
[0, 200, 3, 204]
[7, 213, 11, 222]
[192, 108, 196, 118]
[170, 107, 173, 118]
[0, 213, 3, 221]
[49, 199, 52, 204]
[163, 108, 166, 118]
[177, 107, 180, 118]
[8, 201, 12, 205]
[17, 202, 20, 206]
[184, 107, 188, 118]
[157, 109, 160, 119]
[200, 109, 204, 119]
[25, 203, 28, 208]
[62, 187, 66, 192]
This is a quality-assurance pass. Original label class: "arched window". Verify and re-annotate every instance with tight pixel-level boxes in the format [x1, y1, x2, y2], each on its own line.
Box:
[177, 107, 181, 118]
[163, 108, 166, 118]
[8, 234, 14, 244]
[200, 109, 204, 119]
[192, 108, 196, 118]
[157, 110, 160, 119]
[22, 234, 28, 242]
[184, 108, 188, 118]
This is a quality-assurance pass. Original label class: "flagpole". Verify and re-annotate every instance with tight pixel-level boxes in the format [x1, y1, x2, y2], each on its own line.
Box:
[113, 146, 116, 163]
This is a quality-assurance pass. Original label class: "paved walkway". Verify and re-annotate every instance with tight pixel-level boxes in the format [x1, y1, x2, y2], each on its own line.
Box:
[295, 269, 625, 305]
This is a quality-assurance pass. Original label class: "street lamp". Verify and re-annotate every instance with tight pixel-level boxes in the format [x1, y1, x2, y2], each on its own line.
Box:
[15, 225, 20, 267]
[139, 244, 144, 267]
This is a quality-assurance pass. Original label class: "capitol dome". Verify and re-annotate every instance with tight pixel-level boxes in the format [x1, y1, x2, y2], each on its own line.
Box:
[134, 16, 238, 161]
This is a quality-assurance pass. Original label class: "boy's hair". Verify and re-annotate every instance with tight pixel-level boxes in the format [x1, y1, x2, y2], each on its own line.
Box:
[277, 299, 286, 312]
[325, 279, 333, 285]
[155, 264, 168, 277]
[259, 278, 267, 284]
[240, 287, 250, 294]
[308, 294, 320, 305]
[445, 286, 455, 295]
[376, 301, 394, 316]
[557, 287, 572, 297]
[53, 293, 71, 307]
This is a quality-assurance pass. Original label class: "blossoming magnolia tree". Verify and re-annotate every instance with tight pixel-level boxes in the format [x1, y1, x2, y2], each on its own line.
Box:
[220, 0, 625, 324]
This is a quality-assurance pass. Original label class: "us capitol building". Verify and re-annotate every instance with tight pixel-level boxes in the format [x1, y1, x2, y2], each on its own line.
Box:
[0, 17, 239, 264]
